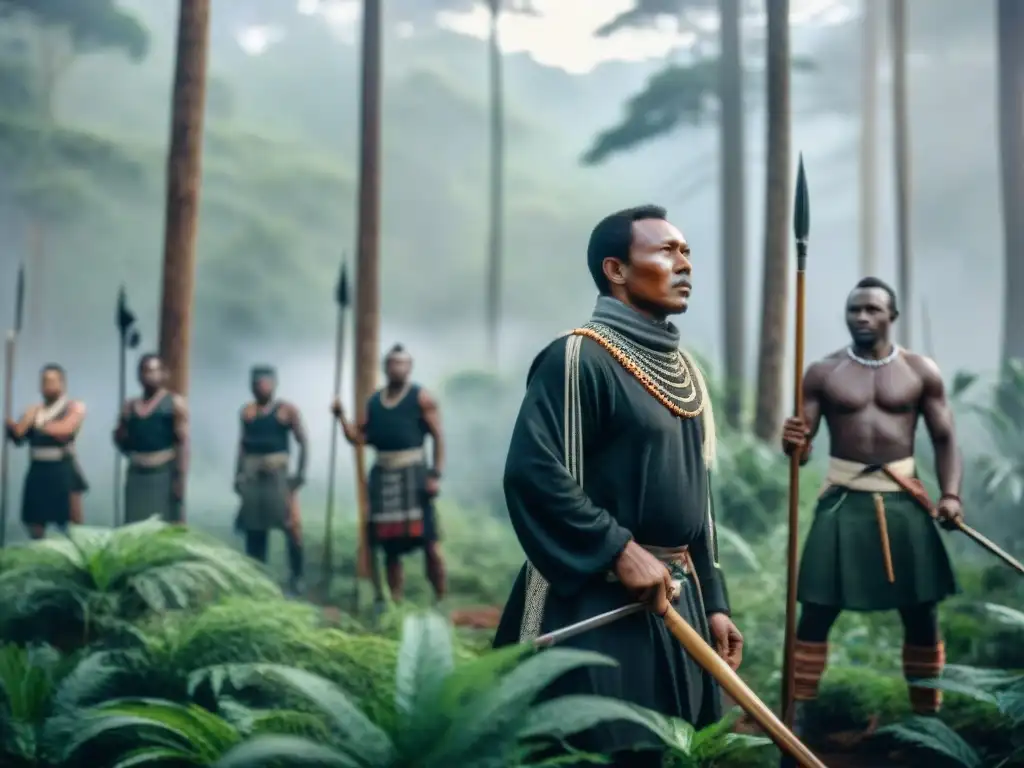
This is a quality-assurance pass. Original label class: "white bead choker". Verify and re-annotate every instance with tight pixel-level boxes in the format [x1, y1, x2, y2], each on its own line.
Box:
[846, 344, 901, 368]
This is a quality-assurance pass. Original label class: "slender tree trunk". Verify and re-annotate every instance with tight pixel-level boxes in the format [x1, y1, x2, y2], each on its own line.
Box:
[859, 0, 879, 277]
[354, 0, 382, 421]
[486, 0, 505, 367]
[753, 0, 791, 442]
[998, 0, 1024, 365]
[719, 0, 745, 429]
[890, 0, 912, 348]
[158, 0, 211, 396]
[353, 0, 383, 583]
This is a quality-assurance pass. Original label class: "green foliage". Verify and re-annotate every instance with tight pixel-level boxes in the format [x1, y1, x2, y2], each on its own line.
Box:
[582, 57, 815, 165]
[0, 519, 280, 649]
[582, 59, 718, 165]
[876, 664, 1024, 767]
[0, 0, 148, 60]
[594, 0, 715, 38]
[0, 644, 76, 766]
[711, 432, 789, 534]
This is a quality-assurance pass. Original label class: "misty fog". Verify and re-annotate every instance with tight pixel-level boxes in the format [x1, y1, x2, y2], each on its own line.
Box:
[0, 0, 1011, 542]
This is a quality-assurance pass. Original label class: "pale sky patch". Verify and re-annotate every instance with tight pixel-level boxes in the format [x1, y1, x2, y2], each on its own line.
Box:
[239, 0, 858, 72]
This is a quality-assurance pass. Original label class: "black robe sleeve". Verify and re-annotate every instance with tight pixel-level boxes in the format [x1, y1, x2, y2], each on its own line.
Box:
[689, 468, 730, 615]
[503, 338, 633, 597]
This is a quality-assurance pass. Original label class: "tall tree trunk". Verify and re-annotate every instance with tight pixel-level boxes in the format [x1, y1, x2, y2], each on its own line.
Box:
[859, 0, 879, 277]
[890, 0, 912, 348]
[998, 0, 1024, 365]
[719, 0, 745, 430]
[158, 0, 211, 396]
[353, 0, 383, 583]
[354, 0, 382, 419]
[753, 0, 791, 442]
[485, 0, 505, 367]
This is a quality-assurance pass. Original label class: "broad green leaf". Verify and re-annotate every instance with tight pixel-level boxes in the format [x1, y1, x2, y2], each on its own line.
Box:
[877, 716, 982, 767]
[215, 735, 361, 767]
[430, 649, 617, 765]
[112, 746, 204, 768]
[517, 695, 688, 749]
[394, 611, 454, 719]
[256, 665, 395, 763]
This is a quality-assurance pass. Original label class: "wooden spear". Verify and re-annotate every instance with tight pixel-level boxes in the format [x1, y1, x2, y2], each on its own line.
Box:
[781, 155, 810, 728]
[0, 265, 25, 548]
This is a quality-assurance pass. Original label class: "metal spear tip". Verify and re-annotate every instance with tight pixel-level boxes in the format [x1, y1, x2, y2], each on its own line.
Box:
[335, 260, 350, 307]
[793, 153, 810, 244]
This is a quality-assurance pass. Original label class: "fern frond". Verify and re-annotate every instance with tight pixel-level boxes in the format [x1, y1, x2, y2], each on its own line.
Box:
[877, 716, 982, 767]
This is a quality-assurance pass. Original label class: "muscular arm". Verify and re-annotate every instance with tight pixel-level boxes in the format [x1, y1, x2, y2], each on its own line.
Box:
[337, 409, 368, 446]
[172, 395, 190, 484]
[285, 403, 308, 479]
[235, 405, 250, 481]
[798, 362, 827, 464]
[918, 357, 962, 498]
[113, 402, 131, 453]
[6, 407, 37, 445]
[418, 388, 445, 476]
[41, 401, 86, 441]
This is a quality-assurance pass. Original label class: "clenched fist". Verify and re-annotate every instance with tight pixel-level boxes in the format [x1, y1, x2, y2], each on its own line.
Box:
[613, 540, 673, 616]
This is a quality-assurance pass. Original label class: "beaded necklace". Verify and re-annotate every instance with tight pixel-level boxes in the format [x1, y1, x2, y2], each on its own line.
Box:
[573, 321, 705, 419]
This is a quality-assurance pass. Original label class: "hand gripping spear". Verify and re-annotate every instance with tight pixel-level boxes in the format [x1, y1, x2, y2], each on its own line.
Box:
[781, 155, 810, 731]
[534, 599, 826, 766]
[114, 287, 140, 528]
[322, 258, 349, 599]
[0, 265, 25, 547]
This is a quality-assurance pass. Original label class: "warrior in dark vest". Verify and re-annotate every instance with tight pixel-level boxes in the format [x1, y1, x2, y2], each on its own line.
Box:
[113, 353, 189, 524]
[333, 344, 446, 609]
[4, 364, 87, 539]
[235, 365, 308, 595]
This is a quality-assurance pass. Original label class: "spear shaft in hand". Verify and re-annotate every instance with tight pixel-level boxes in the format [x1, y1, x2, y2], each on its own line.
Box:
[0, 265, 25, 547]
[536, 600, 825, 767]
[115, 287, 140, 528]
[781, 156, 810, 728]
[322, 259, 349, 597]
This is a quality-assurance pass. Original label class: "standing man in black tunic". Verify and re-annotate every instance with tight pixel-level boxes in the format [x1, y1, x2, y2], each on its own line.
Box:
[493, 205, 743, 767]
[235, 365, 308, 595]
[5, 364, 88, 538]
[113, 354, 189, 524]
[332, 344, 446, 609]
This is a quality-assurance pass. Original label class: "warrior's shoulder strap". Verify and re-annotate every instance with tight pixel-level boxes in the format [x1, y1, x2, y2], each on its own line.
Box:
[519, 331, 586, 643]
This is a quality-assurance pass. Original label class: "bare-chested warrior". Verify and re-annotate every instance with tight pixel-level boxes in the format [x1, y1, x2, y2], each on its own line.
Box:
[5, 364, 87, 538]
[782, 276, 961, 727]
[234, 365, 308, 595]
[332, 344, 446, 611]
[113, 354, 189, 524]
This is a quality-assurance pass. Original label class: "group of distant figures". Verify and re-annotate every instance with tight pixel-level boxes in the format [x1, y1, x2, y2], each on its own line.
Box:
[3, 344, 447, 603]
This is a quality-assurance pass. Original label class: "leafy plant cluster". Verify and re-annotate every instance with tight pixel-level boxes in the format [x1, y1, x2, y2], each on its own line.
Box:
[0, 519, 775, 767]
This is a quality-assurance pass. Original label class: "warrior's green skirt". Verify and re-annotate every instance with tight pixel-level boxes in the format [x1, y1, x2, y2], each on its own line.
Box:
[797, 486, 959, 611]
[125, 463, 181, 524]
[237, 456, 290, 532]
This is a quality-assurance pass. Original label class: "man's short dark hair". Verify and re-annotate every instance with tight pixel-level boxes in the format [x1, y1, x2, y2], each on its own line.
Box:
[41, 363, 65, 380]
[137, 353, 161, 375]
[587, 205, 667, 294]
[251, 365, 276, 380]
[385, 344, 409, 359]
[852, 276, 899, 318]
